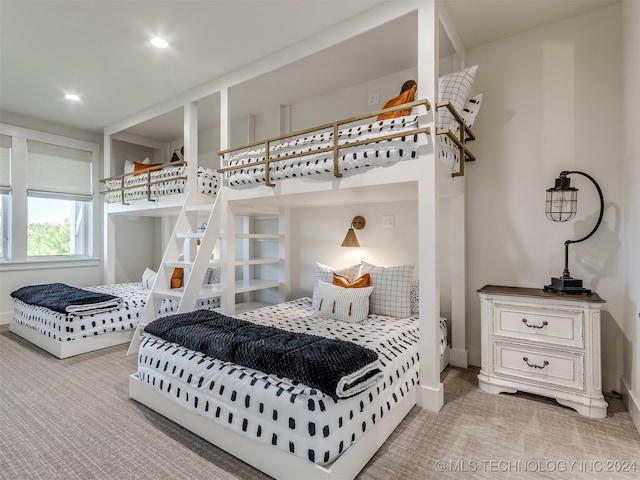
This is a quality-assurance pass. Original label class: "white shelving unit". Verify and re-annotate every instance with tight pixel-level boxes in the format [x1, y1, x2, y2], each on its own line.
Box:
[223, 205, 287, 314]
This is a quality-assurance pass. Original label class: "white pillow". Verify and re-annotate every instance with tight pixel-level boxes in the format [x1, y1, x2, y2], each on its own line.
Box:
[124, 160, 135, 174]
[312, 262, 361, 307]
[360, 261, 415, 318]
[461, 93, 483, 129]
[141, 268, 157, 289]
[438, 65, 478, 131]
[315, 280, 373, 324]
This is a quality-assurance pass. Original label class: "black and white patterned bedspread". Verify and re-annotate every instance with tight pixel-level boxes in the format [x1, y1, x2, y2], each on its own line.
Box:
[224, 116, 422, 186]
[138, 298, 421, 466]
[105, 166, 219, 203]
[222, 115, 463, 186]
[12, 283, 220, 343]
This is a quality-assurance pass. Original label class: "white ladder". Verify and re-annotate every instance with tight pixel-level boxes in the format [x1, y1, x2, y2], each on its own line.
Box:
[127, 190, 224, 355]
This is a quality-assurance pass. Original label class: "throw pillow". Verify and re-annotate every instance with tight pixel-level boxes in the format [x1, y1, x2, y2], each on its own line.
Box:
[333, 272, 371, 288]
[460, 93, 483, 129]
[377, 83, 417, 121]
[360, 261, 415, 318]
[312, 262, 361, 307]
[438, 65, 478, 131]
[134, 161, 162, 175]
[315, 280, 373, 324]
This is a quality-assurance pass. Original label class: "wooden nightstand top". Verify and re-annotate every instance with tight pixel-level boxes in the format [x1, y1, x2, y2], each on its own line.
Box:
[477, 285, 605, 303]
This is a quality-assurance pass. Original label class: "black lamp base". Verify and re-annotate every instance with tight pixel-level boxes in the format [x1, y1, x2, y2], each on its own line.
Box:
[544, 276, 592, 295]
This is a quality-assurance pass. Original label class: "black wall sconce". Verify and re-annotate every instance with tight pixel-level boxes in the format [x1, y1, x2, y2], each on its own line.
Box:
[341, 215, 366, 247]
[544, 170, 604, 294]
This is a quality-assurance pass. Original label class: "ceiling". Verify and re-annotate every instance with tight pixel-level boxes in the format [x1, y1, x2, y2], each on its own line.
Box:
[0, 0, 618, 138]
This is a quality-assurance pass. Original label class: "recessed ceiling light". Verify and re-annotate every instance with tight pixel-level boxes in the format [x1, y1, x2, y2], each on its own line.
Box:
[65, 94, 81, 101]
[151, 37, 169, 49]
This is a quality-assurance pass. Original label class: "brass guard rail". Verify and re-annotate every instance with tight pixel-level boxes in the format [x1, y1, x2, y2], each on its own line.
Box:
[218, 99, 431, 187]
[436, 101, 476, 177]
[99, 160, 187, 205]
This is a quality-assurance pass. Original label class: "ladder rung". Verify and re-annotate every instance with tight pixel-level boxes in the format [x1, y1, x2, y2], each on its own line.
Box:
[176, 232, 204, 239]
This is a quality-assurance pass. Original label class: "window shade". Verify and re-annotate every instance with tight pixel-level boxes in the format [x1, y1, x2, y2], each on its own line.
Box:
[0, 134, 10, 193]
[27, 140, 92, 197]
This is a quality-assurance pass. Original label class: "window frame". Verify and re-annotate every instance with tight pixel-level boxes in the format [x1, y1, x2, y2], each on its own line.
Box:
[0, 123, 101, 270]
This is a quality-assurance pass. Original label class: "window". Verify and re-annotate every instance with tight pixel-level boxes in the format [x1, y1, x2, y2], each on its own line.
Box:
[0, 124, 99, 266]
[27, 140, 93, 257]
[0, 135, 10, 260]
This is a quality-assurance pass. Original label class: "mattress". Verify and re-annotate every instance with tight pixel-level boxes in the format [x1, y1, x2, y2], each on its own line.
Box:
[105, 166, 219, 203]
[12, 283, 220, 343]
[137, 298, 446, 466]
[222, 115, 462, 186]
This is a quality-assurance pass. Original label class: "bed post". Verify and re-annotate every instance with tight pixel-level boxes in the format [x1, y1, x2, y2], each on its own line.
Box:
[219, 87, 235, 315]
[416, 0, 444, 412]
[103, 131, 116, 284]
[449, 191, 469, 367]
[184, 101, 198, 195]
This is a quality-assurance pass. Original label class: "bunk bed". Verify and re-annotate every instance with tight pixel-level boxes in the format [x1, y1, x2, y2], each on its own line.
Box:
[100, 161, 220, 205]
[115, 2, 478, 478]
[9, 271, 220, 359]
[129, 85, 475, 480]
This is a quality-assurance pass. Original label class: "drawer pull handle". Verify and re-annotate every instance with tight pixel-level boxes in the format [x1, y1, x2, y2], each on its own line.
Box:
[523, 357, 549, 369]
[522, 318, 548, 329]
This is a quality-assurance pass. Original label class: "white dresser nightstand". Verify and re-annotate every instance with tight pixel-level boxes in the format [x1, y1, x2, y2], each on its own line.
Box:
[477, 285, 608, 418]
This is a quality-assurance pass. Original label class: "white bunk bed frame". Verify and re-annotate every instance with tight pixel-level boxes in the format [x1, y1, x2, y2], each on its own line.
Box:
[9, 321, 133, 358]
[105, 1, 470, 478]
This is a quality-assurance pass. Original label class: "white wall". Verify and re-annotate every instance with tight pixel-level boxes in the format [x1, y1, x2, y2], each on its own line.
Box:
[289, 200, 419, 300]
[622, 0, 640, 431]
[465, 4, 625, 392]
[0, 112, 103, 325]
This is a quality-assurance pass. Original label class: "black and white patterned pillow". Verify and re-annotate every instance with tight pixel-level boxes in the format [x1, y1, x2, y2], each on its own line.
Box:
[438, 65, 478, 131]
[461, 93, 483, 129]
[315, 280, 373, 323]
[360, 261, 414, 318]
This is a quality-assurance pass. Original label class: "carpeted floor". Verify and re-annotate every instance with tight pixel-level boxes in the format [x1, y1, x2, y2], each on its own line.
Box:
[1, 330, 639, 479]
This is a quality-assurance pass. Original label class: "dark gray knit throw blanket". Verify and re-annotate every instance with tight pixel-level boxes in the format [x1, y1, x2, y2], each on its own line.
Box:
[144, 309, 383, 400]
[10, 283, 123, 315]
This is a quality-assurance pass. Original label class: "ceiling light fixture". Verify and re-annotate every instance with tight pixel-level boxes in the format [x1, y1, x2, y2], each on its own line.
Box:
[151, 37, 169, 49]
[64, 94, 80, 101]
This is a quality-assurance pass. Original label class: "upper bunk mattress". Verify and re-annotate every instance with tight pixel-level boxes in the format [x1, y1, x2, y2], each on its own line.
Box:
[104, 166, 219, 203]
[137, 297, 434, 467]
[222, 115, 462, 187]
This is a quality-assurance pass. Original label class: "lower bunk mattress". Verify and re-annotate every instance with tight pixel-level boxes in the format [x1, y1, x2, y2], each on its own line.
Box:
[136, 298, 446, 467]
[12, 282, 220, 343]
[104, 165, 219, 203]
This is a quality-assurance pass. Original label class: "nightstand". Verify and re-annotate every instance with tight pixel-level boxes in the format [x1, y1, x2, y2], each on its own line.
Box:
[477, 285, 608, 418]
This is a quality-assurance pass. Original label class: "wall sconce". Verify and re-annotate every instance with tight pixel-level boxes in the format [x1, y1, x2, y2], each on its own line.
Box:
[544, 170, 604, 294]
[341, 215, 366, 247]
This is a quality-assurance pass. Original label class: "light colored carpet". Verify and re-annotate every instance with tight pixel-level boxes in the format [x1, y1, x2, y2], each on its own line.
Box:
[1, 331, 639, 480]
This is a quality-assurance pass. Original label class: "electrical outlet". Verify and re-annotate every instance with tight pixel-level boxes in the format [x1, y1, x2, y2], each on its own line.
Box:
[382, 215, 394, 228]
[368, 93, 380, 106]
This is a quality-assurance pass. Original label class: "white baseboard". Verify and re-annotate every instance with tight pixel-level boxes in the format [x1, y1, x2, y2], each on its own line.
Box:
[602, 368, 621, 396]
[416, 382, 444, 412]
[620, 376, 640, 436]
[449, 348, 469, 368]
[0, 310, 12, 326]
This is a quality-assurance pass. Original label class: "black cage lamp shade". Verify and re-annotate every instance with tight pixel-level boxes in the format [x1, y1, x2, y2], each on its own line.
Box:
[544, 170, 604, 295]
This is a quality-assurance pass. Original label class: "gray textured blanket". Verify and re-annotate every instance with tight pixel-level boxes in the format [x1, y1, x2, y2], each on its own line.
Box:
[144, 309, 382, 400]
[11, 283, 123, 315]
